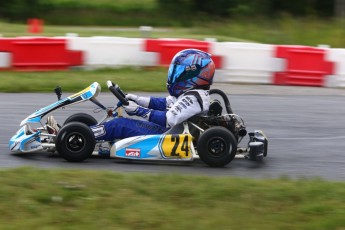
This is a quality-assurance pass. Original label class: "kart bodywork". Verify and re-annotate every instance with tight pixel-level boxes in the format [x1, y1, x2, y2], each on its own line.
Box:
[9, 82, 101, 153]
[9, 81, 268, 167]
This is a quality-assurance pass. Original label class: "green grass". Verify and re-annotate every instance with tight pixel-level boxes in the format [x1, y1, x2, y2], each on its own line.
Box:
[193, 17, 345, 47]
[2, 17, 345, 47]
[0, 68, 167, 92]
[0, 167, 344, 230]
[0, 21, 254, 42]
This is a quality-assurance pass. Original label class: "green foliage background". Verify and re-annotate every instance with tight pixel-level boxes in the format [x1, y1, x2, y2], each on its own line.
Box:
[0, 0, 337, 26]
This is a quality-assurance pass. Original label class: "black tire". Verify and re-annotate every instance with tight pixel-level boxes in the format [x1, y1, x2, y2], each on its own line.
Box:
[197, 127, 237, 167]
[63, 113, 97, 126]
[56, 122, 96, 162]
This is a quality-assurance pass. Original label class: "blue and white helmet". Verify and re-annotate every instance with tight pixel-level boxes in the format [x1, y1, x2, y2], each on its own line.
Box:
[167, 49, 215, 97]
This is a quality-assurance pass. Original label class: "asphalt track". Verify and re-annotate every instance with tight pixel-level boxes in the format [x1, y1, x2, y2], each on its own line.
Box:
[1, 83, 345, 181]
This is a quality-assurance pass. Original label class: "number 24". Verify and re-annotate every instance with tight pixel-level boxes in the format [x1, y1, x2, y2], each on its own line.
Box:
[170, 135, 189, 157]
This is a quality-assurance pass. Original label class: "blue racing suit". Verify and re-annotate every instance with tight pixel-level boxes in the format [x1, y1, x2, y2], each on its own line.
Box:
[90, 89, 210, 141]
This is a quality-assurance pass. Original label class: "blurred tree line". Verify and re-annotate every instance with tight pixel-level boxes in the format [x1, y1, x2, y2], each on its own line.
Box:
[0, 0, 344, 24]
[0, 0, 50, 21]
[158, 0, 340, 18]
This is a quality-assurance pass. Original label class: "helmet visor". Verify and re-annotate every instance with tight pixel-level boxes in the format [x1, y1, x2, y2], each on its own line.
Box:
[167, 64, 186, 84]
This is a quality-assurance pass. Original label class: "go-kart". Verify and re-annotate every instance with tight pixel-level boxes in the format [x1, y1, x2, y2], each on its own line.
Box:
[9, 81, 268, 167]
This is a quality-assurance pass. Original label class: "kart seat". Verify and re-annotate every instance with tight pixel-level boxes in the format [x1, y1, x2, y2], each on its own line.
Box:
[208, 99, 222, 116]
[164, 123, 184, 134]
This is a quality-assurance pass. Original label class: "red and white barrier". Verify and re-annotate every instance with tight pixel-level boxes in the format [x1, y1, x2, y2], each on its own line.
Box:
[273, 45, 334, 86]
[1, 36, 345, 88]
[212, 42, 284, 84]
[326, 48, 345, 87]
[67, 37, 156, 68]
[0, 52, 11, 69]
[144, 38, 223, 68]
[0, 37, 82, 71]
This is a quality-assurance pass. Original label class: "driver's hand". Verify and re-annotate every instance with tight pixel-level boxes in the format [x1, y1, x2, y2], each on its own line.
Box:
[123, 101, 139, 115]
[126, 93, 139, 102]
[123, 101, 151, 120]
[126, 93, 150, 107]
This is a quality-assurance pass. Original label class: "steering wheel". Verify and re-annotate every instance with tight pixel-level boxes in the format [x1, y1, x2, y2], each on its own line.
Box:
[106, 81, 129, 106]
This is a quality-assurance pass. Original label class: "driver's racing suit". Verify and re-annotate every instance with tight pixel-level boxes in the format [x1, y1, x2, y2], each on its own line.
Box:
[90, 89, 210, 141]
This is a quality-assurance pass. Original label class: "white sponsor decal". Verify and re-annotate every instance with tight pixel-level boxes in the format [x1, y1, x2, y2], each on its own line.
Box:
[91, 125, 106, 138]
[125, 148, 141, 157]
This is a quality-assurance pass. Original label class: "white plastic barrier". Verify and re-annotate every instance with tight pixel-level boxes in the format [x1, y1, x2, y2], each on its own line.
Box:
[325, 48, 345, 87]
[67, 37, 157, 68]
[24, 36, 343, 88]
[0, 52, 11, 68]
[212, 42, 285, 84]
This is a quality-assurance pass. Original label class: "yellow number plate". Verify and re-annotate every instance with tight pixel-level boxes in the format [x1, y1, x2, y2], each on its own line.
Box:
[160, 134, 193, 159]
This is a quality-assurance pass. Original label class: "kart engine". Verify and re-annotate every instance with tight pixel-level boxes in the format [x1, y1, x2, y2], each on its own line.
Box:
[189, 113, 247, 143]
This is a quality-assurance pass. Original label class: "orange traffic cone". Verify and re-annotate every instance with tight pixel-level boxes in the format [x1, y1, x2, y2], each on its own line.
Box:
[28, 18, 44, 33]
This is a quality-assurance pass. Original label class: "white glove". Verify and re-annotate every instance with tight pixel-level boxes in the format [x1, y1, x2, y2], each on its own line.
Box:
[126, 93, 139, 102]
[126, 93, 150, 107]
[123, 101, 151, 120]
[123, 101, 139, 115]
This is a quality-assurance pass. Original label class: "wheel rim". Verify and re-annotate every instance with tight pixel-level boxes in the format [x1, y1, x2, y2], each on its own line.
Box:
[65, 132, 85, 152]
[207, 137, 228, 157]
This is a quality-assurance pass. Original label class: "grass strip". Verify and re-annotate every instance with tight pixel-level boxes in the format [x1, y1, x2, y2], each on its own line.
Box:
[2, 18, 345, 47]
[0, 167, 344, 230]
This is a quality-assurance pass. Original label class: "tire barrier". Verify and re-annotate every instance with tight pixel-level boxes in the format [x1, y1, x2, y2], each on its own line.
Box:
[1, 36, 345, 88]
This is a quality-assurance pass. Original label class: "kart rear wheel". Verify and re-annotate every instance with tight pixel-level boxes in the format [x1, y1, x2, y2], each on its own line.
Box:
[197, 127, 237, 167]
[64, 113, 97, 126]
[56, 122, 96, 162]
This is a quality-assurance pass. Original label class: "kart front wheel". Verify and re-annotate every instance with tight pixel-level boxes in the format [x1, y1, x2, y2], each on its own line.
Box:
[197, 127, 237, 167]
[56, 122, 96, 162]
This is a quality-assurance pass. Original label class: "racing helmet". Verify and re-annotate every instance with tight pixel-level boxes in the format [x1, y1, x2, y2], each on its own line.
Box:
[167, 49, 215, 97]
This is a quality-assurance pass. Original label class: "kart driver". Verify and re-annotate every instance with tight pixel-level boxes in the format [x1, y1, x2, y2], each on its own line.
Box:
[90, 49, 216, 141]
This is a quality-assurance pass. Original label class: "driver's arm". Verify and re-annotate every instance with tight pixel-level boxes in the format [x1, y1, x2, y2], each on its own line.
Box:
[165, 94, 203, 127]
[124, 91, 208, 128]
[126, 94, 175, 111]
